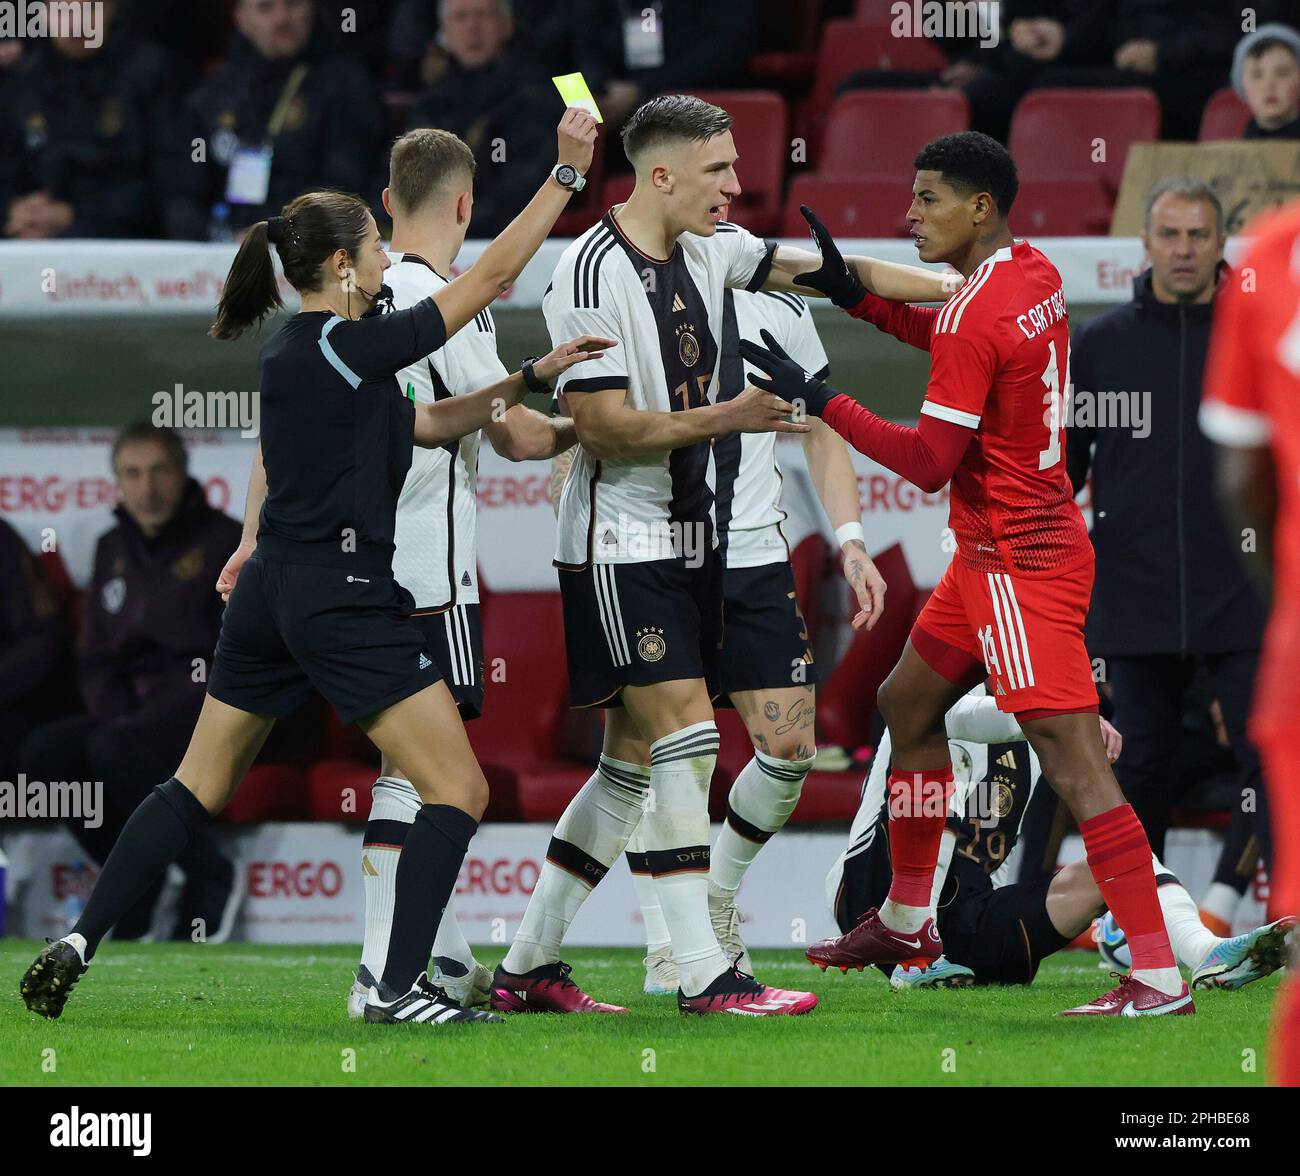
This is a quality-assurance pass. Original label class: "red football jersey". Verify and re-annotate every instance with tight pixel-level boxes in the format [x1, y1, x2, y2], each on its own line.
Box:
[858, 240, 1091, 577]
[1201, 200, 1300, 742]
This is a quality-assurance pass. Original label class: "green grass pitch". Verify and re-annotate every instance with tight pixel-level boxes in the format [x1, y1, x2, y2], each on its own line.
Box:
[0, 941, 1281, 1086]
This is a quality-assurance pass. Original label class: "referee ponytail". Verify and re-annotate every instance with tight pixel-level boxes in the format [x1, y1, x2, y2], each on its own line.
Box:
[210, 190, 373, 341]
[210, 220, 281, 340]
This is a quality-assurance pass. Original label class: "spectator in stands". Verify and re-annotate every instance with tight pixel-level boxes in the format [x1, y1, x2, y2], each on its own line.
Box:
[570, 0, 756, 128]
[0, 0, 182, 239]
[839, 2, 1106, 143]
[1031, 0, 1239, 141]
[1234, 22, 1300, 140]
[308, 0, 399, 76]
[389, 0, 573, 89]
[1066, 177, 1269, 865]
[0, 519, 72, 787]
[20, 424, 242, 941]
[404, 0, 558, 237]
[164, 0, 385, 241]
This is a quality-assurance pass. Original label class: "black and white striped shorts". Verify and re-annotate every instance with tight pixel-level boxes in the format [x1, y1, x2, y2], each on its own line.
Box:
[410, 603, 484, 720]
[557, 552, 723, 708]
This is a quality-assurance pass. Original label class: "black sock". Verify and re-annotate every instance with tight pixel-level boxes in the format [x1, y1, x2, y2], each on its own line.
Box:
[73, 778, 210, 960]
[176, 825, 231, 882]
[380, 803, 477, 996]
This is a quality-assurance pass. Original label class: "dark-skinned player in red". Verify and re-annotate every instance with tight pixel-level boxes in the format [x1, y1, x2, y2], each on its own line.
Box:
[744, 132, 1190, 1017]
[1200, 198, 1300, 1082]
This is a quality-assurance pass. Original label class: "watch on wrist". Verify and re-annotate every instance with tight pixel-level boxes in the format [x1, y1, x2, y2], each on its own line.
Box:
[550, 163, 586, 193]
[521, 355, 551, 394]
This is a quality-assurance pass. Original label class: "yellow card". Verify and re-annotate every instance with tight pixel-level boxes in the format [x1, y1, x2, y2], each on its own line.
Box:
[552, 72, 603, 122]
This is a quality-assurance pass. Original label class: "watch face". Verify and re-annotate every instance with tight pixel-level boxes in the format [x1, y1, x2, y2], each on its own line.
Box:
[556, 165, 577, 186]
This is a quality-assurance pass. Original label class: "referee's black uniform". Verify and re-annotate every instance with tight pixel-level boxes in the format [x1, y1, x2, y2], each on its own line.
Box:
[208, 297, 449, 723]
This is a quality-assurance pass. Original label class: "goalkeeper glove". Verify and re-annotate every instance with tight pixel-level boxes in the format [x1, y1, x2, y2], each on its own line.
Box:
[739, 329, 843, 419]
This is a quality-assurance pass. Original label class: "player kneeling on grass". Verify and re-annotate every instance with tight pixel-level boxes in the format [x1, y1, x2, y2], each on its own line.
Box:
[818, 690, 1295, 1004]
[20, 109, 608, 1027]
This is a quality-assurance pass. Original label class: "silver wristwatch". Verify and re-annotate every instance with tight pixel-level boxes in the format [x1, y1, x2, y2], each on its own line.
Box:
[550, 163, 587, 193]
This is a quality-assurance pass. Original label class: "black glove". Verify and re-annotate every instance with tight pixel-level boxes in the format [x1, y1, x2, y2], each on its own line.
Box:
[792, 205, 867, 310]
[739, 328, 842, 419]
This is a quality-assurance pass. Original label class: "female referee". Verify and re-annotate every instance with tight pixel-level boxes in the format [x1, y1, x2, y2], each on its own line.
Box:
[21, 107, 611, 1026]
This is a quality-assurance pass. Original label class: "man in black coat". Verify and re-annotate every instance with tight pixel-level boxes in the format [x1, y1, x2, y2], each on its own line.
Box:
[1067, 178, 1270, 882]
[0, 520, 72, 784]
[0, 0, 182, 239]
[404, 0, 557, 238]
[21, 424, 243, 940]
[163, 0, 385, 240]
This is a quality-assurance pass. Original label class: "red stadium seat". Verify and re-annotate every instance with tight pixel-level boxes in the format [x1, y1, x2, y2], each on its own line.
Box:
[815, 543, 918, 751]
[784, 174, 915, 237]
[1199, 87, 1252, 140]
[809, 20, 949, 136]
[819, 90, 970, 176]
[749, 0, 823, 84]
[789, 532, 829, 650]
[852, 0, 896, 24]
[1014, 177, 1115, 236]
[472, 591, 597, 819]
[789, 769, 864, 823]
[690, 90, 789, 235]
[1009, 88, 1160, 194]
[602, 172, 634, 212]
[221, 764, 309, 823]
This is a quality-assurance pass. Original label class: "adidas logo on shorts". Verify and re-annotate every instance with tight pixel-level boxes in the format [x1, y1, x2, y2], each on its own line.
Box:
[418, 653, 433, 670]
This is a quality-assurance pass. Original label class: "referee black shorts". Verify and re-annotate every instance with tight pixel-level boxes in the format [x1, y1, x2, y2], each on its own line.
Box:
[410, 603, 484, 721]
[208, 556, 441, 725]
[716, 559, 817, 704]
[558, 551, 723, 708]
[937, 861, 1070, 985]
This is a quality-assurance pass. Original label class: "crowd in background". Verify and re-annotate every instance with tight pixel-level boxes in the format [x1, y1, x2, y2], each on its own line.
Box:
[0, 2, 1294, 931]
[2, 0, 1298, 243]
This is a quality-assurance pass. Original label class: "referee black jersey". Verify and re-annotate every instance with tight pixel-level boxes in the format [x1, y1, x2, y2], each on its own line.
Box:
[254, 298, 447, 575]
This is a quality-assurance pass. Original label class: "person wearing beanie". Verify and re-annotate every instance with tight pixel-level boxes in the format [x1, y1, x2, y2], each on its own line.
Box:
[1233, 22, 1300, 140]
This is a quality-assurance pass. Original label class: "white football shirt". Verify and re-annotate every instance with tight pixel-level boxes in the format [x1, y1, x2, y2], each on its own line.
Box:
[717, 289, 830, 569]
[385, 252, 508, 608]
[545, 212, 775, 567]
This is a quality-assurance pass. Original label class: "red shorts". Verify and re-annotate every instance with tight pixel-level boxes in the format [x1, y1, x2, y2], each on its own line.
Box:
[912, 555, 1099, 720]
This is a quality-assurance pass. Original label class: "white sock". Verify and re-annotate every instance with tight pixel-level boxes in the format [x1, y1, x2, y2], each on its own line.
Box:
[502, 754, 649, 974]
[642, 721, 729, 996]
[359, 775, 420, 979]
[431, 896, 477, 974]
[1201, 881, 1242, 929]
[879, 899, 930, 935]
[1154, 856, 1220, 971]
[626, 820, 670, 951]
[708, 750, 813, 898]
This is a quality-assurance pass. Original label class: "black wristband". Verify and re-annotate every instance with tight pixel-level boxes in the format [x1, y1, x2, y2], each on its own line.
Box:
[521, 356, 550, 394]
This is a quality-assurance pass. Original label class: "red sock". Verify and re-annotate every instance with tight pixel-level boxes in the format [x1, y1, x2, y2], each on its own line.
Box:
[885, 765, 955, 907]
[1079, 803, 1175, 971]
[1271, 978, 1300, 1087]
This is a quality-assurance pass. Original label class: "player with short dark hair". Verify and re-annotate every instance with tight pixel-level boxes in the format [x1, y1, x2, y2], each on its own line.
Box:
[20, 109, 610, 1026]
[490, 94, 956, 1017]
[743, 130, 1191, 1017]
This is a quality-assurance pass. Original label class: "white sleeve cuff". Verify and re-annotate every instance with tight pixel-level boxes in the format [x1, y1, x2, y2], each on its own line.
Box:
[1199, 400, 1272, 446]
[921, 400, 981, 429]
